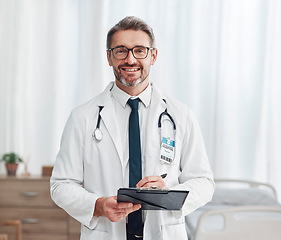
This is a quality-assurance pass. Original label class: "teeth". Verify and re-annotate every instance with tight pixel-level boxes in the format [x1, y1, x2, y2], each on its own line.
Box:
[123, 68, 139, 72]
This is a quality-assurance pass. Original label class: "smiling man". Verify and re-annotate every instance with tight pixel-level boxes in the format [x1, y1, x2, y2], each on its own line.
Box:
[50, 16, 214, 240]
[107, 29, 157, 95]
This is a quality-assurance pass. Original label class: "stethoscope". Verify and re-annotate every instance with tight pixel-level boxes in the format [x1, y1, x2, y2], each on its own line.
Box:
[158, 108, 176, 134]
[92, 106, 104, 141]
[92, 101, 176, 142]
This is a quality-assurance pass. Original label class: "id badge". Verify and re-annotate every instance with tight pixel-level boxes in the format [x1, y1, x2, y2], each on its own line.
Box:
[160, 137, 175, 164]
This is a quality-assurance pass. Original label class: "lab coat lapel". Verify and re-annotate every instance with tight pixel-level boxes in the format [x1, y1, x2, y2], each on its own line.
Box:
[98, 83, 124, 168]
[96, 82, 167, 178]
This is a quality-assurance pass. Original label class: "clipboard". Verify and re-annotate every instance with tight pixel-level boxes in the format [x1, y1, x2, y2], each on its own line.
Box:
[117, 188, 189, 210]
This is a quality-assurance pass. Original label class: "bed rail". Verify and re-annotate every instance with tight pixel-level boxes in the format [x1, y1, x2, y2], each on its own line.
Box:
[195, 205, 281, 240]
[214, 179, 277, 200]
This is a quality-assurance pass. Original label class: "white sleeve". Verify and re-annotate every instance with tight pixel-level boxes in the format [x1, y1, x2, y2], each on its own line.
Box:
[50, 111, 100, 229]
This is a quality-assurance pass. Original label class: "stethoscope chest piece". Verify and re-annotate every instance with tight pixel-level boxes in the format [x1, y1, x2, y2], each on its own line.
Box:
[93, 128, 103, 141]
[93, 106, 104, 141]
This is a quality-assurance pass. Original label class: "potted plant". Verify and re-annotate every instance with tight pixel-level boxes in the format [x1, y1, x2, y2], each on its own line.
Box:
[1, 152, 23, 176]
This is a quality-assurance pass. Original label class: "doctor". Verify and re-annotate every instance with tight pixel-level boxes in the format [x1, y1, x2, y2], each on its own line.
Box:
[50, 16, 214, 240]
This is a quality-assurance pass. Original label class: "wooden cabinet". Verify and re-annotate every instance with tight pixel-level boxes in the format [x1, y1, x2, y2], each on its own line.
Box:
[0, 176, 80, 240]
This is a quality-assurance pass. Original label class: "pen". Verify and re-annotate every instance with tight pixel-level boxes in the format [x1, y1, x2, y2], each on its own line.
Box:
[160, 173, 167, 179]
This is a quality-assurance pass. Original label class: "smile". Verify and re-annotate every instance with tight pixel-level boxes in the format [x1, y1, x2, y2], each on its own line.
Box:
[121, 68, 140, 72]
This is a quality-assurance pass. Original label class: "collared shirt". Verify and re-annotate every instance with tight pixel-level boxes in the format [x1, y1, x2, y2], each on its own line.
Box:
[110, 82, 152, 187]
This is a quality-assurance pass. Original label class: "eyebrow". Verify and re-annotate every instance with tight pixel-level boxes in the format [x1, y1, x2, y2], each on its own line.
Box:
[111, 45, 147, 49]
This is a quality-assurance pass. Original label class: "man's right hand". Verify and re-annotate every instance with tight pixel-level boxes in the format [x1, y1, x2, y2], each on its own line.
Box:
[94, 196, 141, 222]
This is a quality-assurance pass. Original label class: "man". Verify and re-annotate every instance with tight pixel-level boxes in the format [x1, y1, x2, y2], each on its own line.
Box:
[50, 16, 214, 240]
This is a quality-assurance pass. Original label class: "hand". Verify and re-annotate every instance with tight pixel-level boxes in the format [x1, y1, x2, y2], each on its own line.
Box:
[136, 175, 167, 189]
[94, 196, 141, 222]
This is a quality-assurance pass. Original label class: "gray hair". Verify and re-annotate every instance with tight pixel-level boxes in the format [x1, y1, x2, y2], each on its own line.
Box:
[106, 16, 155, 49]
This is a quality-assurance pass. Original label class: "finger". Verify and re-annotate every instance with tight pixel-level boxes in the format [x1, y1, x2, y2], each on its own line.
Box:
[116, 203, 141, 216]
[106, 196, 118, 208]
[110, 195, 135, 211]
[140, 179, 167, 189]
[141, 182, 164, 188]
[106, 208, 127, 222]
[115, 202, 133, 210]
[123, 204, 141, 215]
[103, 197, 121, 216]
[136, 176, 162, 188]
[116, 203, 141, 213]
[110, 204, 141, 222]
[132, 204, 142, 212]
[107, 196, 133, 210]
[110, 213, 126, 222]
[103, 196, 135, 222]
[114, 207, 132, 214]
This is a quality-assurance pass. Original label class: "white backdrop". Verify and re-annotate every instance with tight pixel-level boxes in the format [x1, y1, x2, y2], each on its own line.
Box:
[0, 0, 281, 199]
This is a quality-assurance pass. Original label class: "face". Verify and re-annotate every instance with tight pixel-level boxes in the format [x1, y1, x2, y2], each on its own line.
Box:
[107, 30, 157, 90]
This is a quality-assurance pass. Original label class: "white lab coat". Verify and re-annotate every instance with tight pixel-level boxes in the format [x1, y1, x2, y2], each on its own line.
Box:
[50, 82, 214, 240]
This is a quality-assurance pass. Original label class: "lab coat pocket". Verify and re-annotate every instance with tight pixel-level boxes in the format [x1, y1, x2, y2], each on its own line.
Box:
[161, 222, 188, 240]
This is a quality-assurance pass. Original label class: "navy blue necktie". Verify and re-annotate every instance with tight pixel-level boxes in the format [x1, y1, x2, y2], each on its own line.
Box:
[127, 98, 142, 235]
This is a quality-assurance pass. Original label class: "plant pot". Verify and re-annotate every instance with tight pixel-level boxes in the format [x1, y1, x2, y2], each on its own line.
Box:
[5, 163, 19, 176]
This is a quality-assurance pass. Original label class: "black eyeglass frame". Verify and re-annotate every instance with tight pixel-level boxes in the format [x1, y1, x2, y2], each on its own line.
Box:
[108, 46, 154, 60]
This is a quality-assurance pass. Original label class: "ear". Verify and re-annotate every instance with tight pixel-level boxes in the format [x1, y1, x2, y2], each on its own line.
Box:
[107, 50, 113, 66]
[150, 48, 158, 66]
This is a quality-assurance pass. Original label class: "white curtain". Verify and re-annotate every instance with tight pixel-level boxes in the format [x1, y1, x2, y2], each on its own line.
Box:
[1, 0, 280, 199]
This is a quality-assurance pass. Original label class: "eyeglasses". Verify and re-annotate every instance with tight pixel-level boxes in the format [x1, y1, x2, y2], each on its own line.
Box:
[108, 46, 154, 60]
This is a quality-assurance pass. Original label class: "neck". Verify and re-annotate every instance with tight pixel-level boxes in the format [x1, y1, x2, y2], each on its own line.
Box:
[116, 79, 149, 96]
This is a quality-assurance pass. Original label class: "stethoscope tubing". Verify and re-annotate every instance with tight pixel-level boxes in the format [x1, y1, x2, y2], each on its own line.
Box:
[93, 106, 104, 141]
[93, 105, 176, 142]
[158, 108, 176, 130]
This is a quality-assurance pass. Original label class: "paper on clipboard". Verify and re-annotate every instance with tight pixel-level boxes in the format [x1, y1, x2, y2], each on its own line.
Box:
[117, 188, 189, 210]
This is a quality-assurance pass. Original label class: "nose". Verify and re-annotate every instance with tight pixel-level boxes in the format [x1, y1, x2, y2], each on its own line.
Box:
[125, 50, 137, 65]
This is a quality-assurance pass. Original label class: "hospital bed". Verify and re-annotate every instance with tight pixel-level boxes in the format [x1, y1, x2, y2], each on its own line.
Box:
[185, 179, 281, 240]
